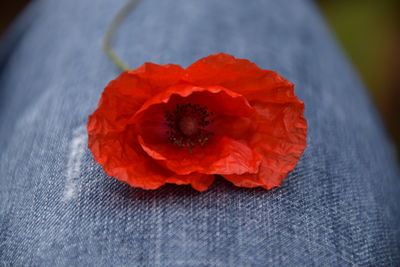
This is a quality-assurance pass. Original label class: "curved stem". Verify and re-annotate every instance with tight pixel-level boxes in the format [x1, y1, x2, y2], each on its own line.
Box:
[103, 0, 142, 71]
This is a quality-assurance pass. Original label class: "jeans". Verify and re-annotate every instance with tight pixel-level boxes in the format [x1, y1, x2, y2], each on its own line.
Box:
[0, 0, 399, 266]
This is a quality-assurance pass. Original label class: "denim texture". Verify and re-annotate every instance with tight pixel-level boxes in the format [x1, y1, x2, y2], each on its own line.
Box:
[0, 0, 400, 266]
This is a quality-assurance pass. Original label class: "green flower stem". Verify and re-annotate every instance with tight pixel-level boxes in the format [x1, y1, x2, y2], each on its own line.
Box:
[103, 0, 142, 71]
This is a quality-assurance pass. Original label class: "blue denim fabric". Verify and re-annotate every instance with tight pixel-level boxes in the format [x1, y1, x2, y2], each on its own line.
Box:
[1, 0, 400, 266]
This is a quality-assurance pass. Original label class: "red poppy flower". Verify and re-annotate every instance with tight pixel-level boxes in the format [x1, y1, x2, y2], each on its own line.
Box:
[87, 53, 307, 191]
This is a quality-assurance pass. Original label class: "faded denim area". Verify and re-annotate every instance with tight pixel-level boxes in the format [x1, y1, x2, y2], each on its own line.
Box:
[0, 0, 399, 266]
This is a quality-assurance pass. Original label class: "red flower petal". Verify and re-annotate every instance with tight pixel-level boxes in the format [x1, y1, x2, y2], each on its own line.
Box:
[186, 53, 295, 103]
[87, 125, 169, 189]
[133, 84, 255, 119]
[138, 135, 261, 175]
[88, 63, 184, 134]
[87, 124, 215, 190]
[87, 63, 214, 190]
[223, 102, 307, 189]
[185, 53, 307, 189]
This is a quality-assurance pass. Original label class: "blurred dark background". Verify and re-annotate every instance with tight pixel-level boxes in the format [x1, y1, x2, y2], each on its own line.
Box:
[1, 0, 399, 157]
[317, 0, 400, 159]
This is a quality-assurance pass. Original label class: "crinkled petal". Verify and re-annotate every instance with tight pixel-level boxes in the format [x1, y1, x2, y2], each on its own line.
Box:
[88, 125, 167, 189]
[184, 54, 307, 189]
[88, 63, 184, 135]
[223, 101, 307, 189]
[224, 164, 288, 189]
[88, 125, 215, 191]
[134, 84, 254, 119]
[138, 135, 261, 175]
[185, 53, 295, 103]
[87, 63, 203, 190]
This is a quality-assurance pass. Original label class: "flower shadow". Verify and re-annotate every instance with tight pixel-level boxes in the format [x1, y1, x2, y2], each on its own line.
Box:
[103, 175, 280, 203]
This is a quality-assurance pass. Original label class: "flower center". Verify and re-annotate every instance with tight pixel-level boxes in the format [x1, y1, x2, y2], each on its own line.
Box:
[179, 116, 199, 136]
[165, 103, 214, 152]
